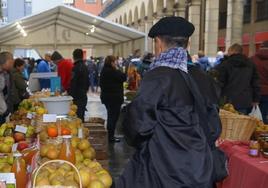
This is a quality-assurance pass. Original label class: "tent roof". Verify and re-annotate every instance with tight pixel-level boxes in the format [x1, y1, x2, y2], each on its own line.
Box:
[0, 5, 146, 46]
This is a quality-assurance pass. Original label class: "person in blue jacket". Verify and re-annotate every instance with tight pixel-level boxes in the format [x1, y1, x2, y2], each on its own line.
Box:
[197, 50, 209, 71]
[36, 59, 51, 89]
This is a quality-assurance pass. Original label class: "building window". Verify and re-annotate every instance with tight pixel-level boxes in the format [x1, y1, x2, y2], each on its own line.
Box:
[256, 0, 268, 21]
[219, 0, 227, 29]
[1, 17, 8, 23]
[85, 0, 96, 3]
[243, 0, 251, 23]
[64, 0, 74, 4]
[1, 1, 7, 8]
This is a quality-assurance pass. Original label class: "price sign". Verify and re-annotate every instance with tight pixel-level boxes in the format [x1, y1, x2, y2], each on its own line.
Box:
[0, 173, 16, 184]
[78, 128, 83, 138]
[43, 114, 57, 123]
[15, 125, 27, 134]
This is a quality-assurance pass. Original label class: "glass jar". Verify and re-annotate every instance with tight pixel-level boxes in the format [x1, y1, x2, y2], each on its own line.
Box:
[249, 140, 260, 157]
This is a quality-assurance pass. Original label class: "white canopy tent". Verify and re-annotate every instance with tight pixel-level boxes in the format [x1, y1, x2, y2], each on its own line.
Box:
[0, 5, 147, 58]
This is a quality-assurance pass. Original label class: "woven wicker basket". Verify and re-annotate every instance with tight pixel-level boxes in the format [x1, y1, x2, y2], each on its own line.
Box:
[219, 109, 257, 141]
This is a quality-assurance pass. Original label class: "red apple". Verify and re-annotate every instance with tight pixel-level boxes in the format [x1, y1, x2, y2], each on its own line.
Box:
[14, 132, 26, 142]
[17, 141, 29, 151]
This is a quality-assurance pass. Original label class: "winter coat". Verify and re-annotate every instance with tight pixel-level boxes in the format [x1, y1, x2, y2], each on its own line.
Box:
[36, 59, 51, 89]
[188, 64, 220, 104]
[69, 60, 89, 101]
[251, 48, 268, 95]
[57, 59, 73, 91]
[117, 67, 215, 188]
[11, 68, 28, 105]
[0, 71, 7, 115]
[100, 66, 126, 105]
[0, 70, 13, 114]
[197, 56, 209, 71]
[215, 54, 260, 109]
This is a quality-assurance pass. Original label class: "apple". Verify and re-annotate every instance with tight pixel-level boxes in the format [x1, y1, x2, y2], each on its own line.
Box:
[14, 132, 25, 142]
[17, 141, 29, 151]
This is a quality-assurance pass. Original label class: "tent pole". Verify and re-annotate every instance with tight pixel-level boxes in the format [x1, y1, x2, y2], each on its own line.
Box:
[54, 24, 57, 50]
[145, 35, 148, 52]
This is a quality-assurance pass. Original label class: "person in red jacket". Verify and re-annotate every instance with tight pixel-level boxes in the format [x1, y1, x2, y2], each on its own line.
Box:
[251, 41, 268, 123]
[51, 51, 73, 92]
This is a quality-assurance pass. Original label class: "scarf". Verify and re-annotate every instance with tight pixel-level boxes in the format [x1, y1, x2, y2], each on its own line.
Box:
[150, 47, 188, 73]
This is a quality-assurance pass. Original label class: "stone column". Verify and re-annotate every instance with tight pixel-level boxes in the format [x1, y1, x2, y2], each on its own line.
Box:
[139, 20, 146, 33]
[249, 0, 257, 56]
[145, 19, 154, 53]
[204, 0, 220, 56]
[151, 14, 163, 54]
[188, 0, 201, 55]
[225, 0, 244, 50]
[177, 7, 186, 18]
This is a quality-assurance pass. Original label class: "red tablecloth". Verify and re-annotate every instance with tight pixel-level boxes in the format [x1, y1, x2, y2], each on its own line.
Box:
[217, 141, 268, 188]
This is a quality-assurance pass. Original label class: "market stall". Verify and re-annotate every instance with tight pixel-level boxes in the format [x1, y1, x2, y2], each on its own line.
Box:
[0, 92, 112, 188]
[218, 141, 268, 188]
[217, 105, 268, 188]
[0, 5, 146, 58]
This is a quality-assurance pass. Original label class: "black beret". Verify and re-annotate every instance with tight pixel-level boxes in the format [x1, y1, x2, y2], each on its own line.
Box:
[148, 16, 195, 38]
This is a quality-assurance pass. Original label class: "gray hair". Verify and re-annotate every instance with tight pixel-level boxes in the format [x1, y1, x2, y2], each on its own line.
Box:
[158, 35, 189, 49]
[0, 51, 13, 65]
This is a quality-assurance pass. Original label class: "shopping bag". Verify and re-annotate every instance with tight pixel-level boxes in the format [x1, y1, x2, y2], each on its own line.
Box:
[249, 105, 263, 121]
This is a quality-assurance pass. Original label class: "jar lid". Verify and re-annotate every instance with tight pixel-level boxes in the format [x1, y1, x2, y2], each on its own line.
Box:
[62, 135, 72, 139]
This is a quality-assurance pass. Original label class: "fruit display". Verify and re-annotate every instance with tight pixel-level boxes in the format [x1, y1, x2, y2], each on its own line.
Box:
[125, 91, 136, 101]
[0, 136, 15, 153]
[0, 92, 112, 188]
[72, 138, 96, 163]
[69, 104, 78, 117]
[0, 154, 14, 172]
[34, 161, 112, 188]
[0, 123, 15, 137]
[40, 138, 96, 163]
[39, 117, 89, 143]
[255, 121, 268, 132]
[222, 103, 239, 114]
[0, 123, 35, 138]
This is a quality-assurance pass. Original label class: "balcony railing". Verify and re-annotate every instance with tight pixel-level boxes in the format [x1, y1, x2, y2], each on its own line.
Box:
[99, 0, 125, 17]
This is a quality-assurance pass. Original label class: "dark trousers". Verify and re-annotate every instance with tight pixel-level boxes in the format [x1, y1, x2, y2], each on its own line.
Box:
[104, 102, 122, 139]
[0, 115, 5, 124]
[89, 74, 96, 93]
[236, 107, 252, 115]
[259, 95, 268, 124]
[74, 97, 87, 123]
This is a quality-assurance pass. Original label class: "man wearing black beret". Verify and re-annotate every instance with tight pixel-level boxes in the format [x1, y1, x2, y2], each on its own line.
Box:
[116, 17, 221, 188]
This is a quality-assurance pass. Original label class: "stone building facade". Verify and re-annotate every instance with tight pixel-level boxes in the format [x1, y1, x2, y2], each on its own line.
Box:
[100, 0, 268, 57]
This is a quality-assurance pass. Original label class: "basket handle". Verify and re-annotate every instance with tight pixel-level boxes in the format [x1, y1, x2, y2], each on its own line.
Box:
[32, 160, 82, 188]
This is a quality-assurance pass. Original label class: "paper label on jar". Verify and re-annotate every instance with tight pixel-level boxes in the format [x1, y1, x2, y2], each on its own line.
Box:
[249, 149, 258, 156]
[43, 114, 57, 122]
[78, 128, 83, 138]
[0, 173, 16, 184]
[12, 143, 18, 152]
[15, 125, 27, 134]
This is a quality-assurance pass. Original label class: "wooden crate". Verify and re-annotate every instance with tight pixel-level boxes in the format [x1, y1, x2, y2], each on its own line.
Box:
[99, 159, 109, 171]
[86, 117, 105, 125]
[84, 122, 108, 160]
